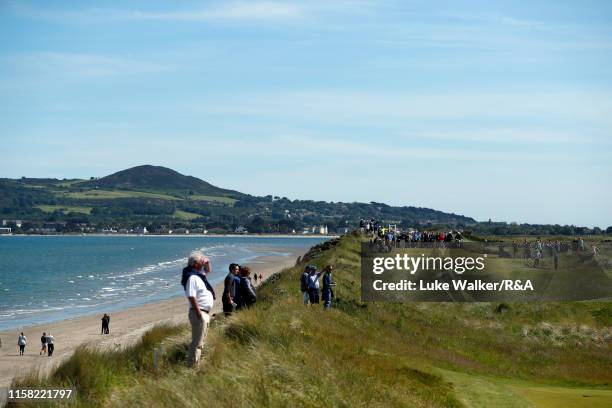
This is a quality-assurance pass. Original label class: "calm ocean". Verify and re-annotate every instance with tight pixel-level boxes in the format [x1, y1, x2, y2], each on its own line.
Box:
[0, 236, 326, 330]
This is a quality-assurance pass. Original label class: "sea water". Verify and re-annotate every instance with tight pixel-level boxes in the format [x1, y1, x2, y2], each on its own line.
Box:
[0, 235, 327, 330]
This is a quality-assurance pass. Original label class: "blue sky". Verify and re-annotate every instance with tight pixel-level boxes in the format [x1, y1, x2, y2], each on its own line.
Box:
[1, 0, 611, 227]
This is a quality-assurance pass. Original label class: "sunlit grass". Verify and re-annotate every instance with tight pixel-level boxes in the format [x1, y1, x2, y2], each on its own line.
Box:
[10, 233, 612, 407]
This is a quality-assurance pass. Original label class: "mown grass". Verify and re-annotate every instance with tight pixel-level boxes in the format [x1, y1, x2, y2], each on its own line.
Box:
[60, 190, 181, 201]
[35, 205, 92, 215]
[172, 210, 203, 220]
[10, 233, 612, 407]
[186, 194, 236, 205]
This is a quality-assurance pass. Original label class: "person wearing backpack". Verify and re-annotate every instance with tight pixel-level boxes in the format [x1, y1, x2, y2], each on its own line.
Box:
[300, 266, 311, 305]
[182, 251, 215, 368]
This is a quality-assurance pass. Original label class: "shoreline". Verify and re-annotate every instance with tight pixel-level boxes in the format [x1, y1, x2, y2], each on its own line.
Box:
[0, 234, 339, 238]
[0, 248, 304, 389]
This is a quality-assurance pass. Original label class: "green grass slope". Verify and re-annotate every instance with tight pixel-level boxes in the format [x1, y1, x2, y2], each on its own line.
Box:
[11, 233, 612, 407]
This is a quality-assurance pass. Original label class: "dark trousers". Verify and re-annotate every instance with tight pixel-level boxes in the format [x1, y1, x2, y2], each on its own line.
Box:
[47, 344, 54, 356]
[308, 288, 320, 304]
[19, 345, 25, 355]
[322, 288, 332, 309]
[222, 301, 234, 316]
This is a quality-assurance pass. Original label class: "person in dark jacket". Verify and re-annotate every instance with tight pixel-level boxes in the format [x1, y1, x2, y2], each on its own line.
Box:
[101, 313, 110, 334]
[300, 266, 311, 305]
[236, 266, 257, 309]
[222, 263, 240, 316]
[322, 265, 335, 309]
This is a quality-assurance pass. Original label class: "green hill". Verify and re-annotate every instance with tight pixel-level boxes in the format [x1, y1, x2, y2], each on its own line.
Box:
[0, 166, 478, 233]
[12, 233, 612, 407]
[80, 165, 244, 198]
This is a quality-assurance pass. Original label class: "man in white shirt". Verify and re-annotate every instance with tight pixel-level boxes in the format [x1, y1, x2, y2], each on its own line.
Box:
[183, 251, 214, 368]
[17, 332, 27, 355]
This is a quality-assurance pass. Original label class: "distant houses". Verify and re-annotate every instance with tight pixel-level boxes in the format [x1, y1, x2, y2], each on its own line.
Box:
[235, 226, 248, 234]
[0, 227, 12, 235]
[2, 219, 22, 228]
[302, 225, 329, 235]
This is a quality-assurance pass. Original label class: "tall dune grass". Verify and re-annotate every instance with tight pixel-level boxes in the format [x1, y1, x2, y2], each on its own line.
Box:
[9, 232, 612, 407]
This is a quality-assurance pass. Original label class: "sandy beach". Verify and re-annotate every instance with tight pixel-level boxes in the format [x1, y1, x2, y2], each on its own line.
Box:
[0, 248, 303, 390]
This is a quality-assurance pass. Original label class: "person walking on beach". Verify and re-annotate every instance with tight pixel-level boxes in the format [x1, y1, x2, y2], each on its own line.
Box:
[101, 313, 110, 334]
[17, 332, 27, 355]
[222, 263, 239, 316]
[253, 273, 258, 284]
[182, 252, 214, 368]
[40, 332, 47, 355]
[259, 273, 263, 282]
[236, 266, 257, 309]
[46, 333, 54, 357]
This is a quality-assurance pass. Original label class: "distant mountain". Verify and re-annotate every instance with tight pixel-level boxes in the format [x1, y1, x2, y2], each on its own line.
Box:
[82, 165, 244, 198]
[0, 165, 488, 234]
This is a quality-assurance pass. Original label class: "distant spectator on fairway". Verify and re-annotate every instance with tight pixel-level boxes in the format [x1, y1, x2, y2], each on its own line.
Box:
[182, 251, 214, 368]
[17, 332, 27, 356]
[553, 242, 560, 270]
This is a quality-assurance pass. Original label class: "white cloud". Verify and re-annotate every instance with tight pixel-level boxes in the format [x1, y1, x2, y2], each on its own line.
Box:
[191, 89, 612, 127]
[118, 2, 305, 21]
[1, 52, 175, 78]
[7, 1, 307, 23]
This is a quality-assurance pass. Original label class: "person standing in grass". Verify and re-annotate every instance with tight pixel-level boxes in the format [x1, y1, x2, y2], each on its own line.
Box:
[322, 265, 335, 309]
[46, 333, 54, 357]
[236, 266, 257, 309]
[222, 263, 239, 316]
[553, 242, 560, 270]
[17, 332, 27, 355]
[308, 265, 322, 304]
[300, 266, 310, 305]
[40, 332, 47, 355]
[182, 252, 214, 368]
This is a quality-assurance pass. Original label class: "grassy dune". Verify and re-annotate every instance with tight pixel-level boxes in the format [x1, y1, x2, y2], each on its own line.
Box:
[11, 233, 612, 407]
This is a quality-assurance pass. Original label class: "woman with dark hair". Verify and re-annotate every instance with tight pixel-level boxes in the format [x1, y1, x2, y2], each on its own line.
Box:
[235, 266, 257, 309]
